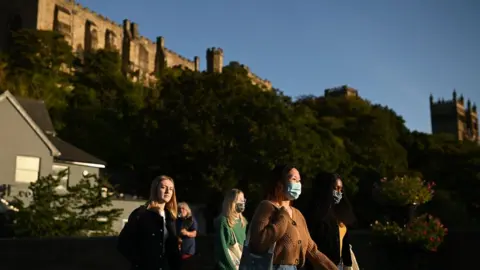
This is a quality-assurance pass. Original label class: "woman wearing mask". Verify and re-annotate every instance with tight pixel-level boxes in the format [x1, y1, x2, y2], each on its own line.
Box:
[118, 175, 180, 270]
[247, 164, 337, 270]
[177, 202, 198, 269]
[305, 172, 357, 270]
[214, 189, 248, 270]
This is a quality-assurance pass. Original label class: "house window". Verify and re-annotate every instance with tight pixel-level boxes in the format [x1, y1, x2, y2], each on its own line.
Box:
[15, 156, 40, 183]
[52, 164, 69, 187]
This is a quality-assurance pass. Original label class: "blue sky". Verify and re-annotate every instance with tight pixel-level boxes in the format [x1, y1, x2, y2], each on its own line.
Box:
[77, 0, 480, 133]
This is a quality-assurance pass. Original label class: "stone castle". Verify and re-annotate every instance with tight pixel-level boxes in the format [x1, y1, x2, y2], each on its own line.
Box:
[0, 0, 272, 89]
[430, 90, 478, 142]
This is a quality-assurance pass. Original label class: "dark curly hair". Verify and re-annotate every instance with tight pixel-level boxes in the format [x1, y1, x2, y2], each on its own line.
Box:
[309, 171, 356, 226]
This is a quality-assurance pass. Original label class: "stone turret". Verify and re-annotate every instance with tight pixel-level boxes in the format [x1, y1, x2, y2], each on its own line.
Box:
[194, 56, 200, 71]
[121, 19, 132, 74]
[206, 47, 224, 73]
[131, 22, 139, 39]
[154, 36, 166, 74]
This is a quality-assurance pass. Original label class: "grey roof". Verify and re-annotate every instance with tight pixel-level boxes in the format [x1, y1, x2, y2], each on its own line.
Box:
[47, 135, 106, 165]
[15, 97, 56, 135]
[15, 96, 106, 166]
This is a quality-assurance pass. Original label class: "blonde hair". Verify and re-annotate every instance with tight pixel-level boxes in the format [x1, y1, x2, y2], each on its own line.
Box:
[149, 175, 178, 218]
[221, 189, 247, 228]
[178, 202, 192, 218]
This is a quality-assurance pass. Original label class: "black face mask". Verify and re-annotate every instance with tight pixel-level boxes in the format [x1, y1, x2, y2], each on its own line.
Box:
[235, 203, 245, 213]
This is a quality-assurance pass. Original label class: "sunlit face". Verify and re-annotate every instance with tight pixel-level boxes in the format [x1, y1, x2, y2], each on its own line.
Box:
[179, 205, 188, 217]
[236, 192, 246, 204]
[287, 168, 301, 184]
[158, 179, 174, 203]
[335, 178, 343, 193]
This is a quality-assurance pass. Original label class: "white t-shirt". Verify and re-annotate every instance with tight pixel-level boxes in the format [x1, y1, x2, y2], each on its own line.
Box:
[159, 210, 168, 250]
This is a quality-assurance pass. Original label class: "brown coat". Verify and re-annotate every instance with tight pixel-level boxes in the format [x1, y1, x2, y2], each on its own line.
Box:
[249, 200, 337, 270]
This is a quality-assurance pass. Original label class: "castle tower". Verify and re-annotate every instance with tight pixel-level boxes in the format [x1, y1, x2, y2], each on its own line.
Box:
[465, 100, 479, 142]
[121, 19, 134, 75]
[324, 85, 359, 98]
[430, 89, 478, 142]
[154, 36, 166, 74]
[206, 47, 223, 73]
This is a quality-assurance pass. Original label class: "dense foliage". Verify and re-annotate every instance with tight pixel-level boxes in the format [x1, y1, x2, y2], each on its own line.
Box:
[1, 29, 479, 229]
[10, 173, 122, 237]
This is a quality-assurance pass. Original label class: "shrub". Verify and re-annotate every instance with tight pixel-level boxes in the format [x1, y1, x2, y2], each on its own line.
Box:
[373, 176, 435, 206]
[371, 214, 448, 252]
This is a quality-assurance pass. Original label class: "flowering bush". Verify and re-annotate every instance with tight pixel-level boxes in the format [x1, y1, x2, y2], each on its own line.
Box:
[404, 214, 448, 252]
[373, 176, 435, 206]
[371, 220, 403, 241]
[371, 214, 448, 252]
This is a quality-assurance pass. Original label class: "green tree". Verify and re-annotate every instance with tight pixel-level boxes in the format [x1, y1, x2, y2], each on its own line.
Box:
[1, 29, 74, 130]
[137, 63, 344, 203]
[11, 173, 122, 237]
[61, 49, 146, 168]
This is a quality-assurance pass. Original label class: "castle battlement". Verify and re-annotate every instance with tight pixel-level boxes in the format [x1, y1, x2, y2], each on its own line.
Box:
[0, 0, 272, 89]
[68, 0, 122, 29]
[241, 64, 272, 90]
[430, 89, 478, 142]
[324, 85, 359, 98]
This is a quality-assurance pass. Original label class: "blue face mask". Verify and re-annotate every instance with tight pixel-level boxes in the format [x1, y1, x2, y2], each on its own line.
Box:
[333, 190, 343, 204]
[285, 182, 302, 200]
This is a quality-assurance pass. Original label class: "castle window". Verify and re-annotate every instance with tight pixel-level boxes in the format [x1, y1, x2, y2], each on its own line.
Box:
[54, 5, 71, 37]
[84, 20, 98, 51]
[138, 44, 149, 71]
[105, 30, 117, 50]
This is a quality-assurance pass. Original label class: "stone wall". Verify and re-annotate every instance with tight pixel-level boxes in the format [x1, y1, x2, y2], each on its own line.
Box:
[35, 0, 198, 78]
[0, 231, 476, 270]
[1, 0, 272, 89]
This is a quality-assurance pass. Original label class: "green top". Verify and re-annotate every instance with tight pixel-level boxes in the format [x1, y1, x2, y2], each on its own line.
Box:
[214, 215, 247, 270]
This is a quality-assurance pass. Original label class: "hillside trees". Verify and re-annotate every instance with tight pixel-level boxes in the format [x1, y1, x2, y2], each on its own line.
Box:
[137, 63, 346, 203]
[1, 29, 480, 228]
[0, 29, 74, 130]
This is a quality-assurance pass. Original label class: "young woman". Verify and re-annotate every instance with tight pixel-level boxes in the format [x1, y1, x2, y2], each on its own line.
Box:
[214, 189, 248, 270]
[305, 172, 357, 270]
[248, 165, 338, 270]
[176, 202, 198, 268]
[118, 175, 180, 270]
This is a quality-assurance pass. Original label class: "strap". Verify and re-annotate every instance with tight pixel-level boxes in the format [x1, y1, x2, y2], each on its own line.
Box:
[244, 201, 278, 254]
[231, 227, 238, 244]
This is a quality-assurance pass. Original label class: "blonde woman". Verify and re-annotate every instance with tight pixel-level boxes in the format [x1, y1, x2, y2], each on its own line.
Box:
[118, 175, 180, 270]
[176, 202, 198, 268]
[214, 189, 248, 270]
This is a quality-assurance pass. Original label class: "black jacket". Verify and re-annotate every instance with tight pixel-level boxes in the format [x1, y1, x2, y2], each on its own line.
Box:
[118, 206, 181, 270]
[306, 217, 352, 269]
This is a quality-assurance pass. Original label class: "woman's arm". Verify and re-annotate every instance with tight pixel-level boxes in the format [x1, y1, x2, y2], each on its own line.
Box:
[248, 200, 290, 253]
[186, 217, 198, 238]
[215, 217, 236, 269]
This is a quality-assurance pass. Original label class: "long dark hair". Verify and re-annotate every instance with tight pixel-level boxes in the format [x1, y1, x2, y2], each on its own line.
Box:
[265, 164, 295, 203]
[309, 171, 356, 226]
